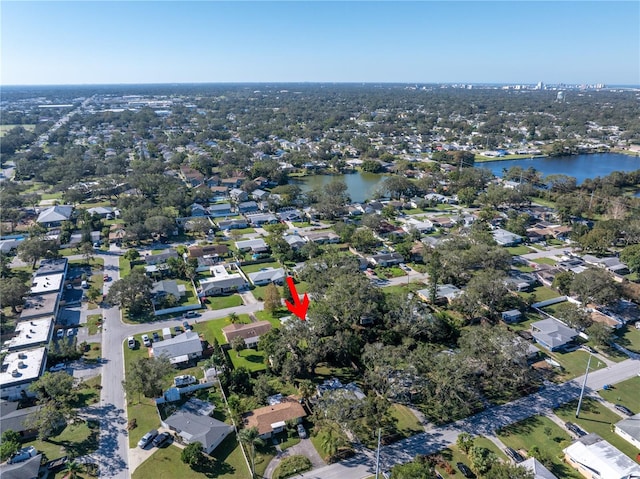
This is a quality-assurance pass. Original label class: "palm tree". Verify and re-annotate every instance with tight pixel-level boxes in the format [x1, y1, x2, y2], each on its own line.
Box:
[228, 312, 240, 324]
[297, 379, 315, 407]
[238, 426, 264, 478]
[63, 461, 82, 479]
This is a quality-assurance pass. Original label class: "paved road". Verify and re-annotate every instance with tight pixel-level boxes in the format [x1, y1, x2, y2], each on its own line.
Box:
[85, 252, 263, 478]
[298, 358, 640, 479]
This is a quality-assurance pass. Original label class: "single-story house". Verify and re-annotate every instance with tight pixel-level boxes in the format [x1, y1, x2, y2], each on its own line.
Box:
[190, 203, 208, 217]
[519, 458, 558, 479]
[145, 250, 179, 265]
[614, 413, 640, 450]
[416, 284, 462, 304]
[0, 401, 41, 439]
[303, 231, 340, 244]
[429, 216, 456, 229]
[505, 270, 537, 292]
[235, 238, 268, 254]
[151, 280, 185, 303]
[0, 452, 42, 479]
[198, 265, 247, 297]
[151, 330, 203, 365]
[531, 318, 579, 351]
[401, 219, 434, 234]
[221, 320, 272, 348]
[0, 347, 47, 400]
[367, 252, 404, 267]
[163, 411, 233, 455]
[492, 228, 524, 247]
[207, 203, 233, 217]
[36, 205, 73, 228]
[188, 244, 229, 259]
[284, 235, 307, 250]
[251, 189, 269, 201]
[501, 309, 523, 324]
[246, 213, 278, 226]
[86, 206, 118, 219]
[247, 267, 285, 286]
[237, 201, 259, 214]
[563, 433, 640, 479]
[277, 210, 304, 222]
[221, 177, 244, 188]
[242, 395, 306, 439]
[217, 218, 249, 230]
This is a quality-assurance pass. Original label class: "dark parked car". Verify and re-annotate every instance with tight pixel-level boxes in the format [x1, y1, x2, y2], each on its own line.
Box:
[457, 462, 475, 478]
[152, 331, 160, 342]
[152, 432, 170, 447]
[565, 422, 587, 437]
[174, 326, 182, 335]
[182, 321, 191, 330]
[615, 404, 634, 416]
[137, 429, 158, 448]
[504, 447, 523, 463]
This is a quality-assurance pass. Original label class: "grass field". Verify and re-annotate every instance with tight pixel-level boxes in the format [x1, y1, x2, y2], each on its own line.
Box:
[497, 416, 580, 478]
[519, 285, 561, 303]
[86, 314, 103, 335]
[555, 398, 638, 460]
[614, 324, 640, 354]
[23, 419, 99, 461]
[204, 294, 244, 310]
[0, 124, 35, 136]
[73, 375, 102, 408]
[389, 404, 423, 438]
[545, 349, 605, 381]
[598, 376, 640, 413]
[228, 347, 267, 372]
[131, 437, 252, 479]
[241, 261, 281, 274]
[506, 245, 534, 256]
[192, 314, 251, 345]
[532, 257, 558, 266]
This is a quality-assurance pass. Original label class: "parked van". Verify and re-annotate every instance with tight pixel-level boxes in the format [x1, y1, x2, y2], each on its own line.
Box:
[162, 327, 171, 340]
[81, 280, 89, 289]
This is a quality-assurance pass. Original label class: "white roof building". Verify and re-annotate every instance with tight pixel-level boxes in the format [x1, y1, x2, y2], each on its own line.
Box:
[198, 265, 247, 297]
[36, 205, 73, 225]
[520, 458, 558, 479]
[4, 317, 54, 351]
[563, 433, 640, 479]
[0, 347, 47, 400]
[30, 273, 64, 295]
[615, 413, 640, 450]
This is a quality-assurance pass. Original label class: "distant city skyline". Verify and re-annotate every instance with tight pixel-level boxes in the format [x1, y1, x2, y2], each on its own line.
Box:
[1, 1, 638, 86]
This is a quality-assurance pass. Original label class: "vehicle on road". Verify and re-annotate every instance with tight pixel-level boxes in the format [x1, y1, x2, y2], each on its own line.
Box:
[565, 422, 587, 437]
[127, 336, 135, 349]
[103, 274, 110, 281]
[297, 424, 307, 439]
[152, 432, 170, 447]
[614, 404, 634, 416]
[141, 334, 151, 347]
[504, 447, 523, 463]
[137, 429, 158, 448]
[49, 363, 66, 372]
[8, 446, 37, 464]
[456, 462, 475, 478]
[183, 311, 197, 318]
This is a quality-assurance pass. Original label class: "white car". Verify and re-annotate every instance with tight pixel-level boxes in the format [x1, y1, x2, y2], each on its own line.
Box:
[127, 336, 135, 349]
[141, 334, 151, 347]
[56, 329, 65, 339]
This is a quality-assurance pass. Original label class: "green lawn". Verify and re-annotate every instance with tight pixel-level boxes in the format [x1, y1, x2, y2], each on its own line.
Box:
[389, 404, 423, 438]
[254, 309, 287, 329]
[532, 257, 557, 266]
[497, 416, 580, 479]
[73, 375, 102, 408]
[119, 257, 131, 278]
[204, 294, 244, 310]
[132, 436, 252, 479]
[192, 314, 251, 345]
[228, 347, 267, 372]
[506, 245, 533, 256]
[381, 283, 425, 296]
[127, 400, 162, 448]
[598, 376, 640, 413]
[86, 314, 103, 335]
[241, 261, 281, 274]
[313, 364, 360, 386]
[519, 285, 561, 303]
[23, 419, 99, 461]
[545, 349, 605, 381]
[435, 438, 508, 477]
[555, 398, 639, 460]
[83, 342, 102, 361]
[513, 264, 536, 273]
[614, 324, 640, 354]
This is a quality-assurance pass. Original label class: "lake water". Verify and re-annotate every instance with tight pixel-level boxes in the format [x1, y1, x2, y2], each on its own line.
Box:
[294, 153, 640, 203]
[293, 171, 387, 203]
[479, 153, 640, 184]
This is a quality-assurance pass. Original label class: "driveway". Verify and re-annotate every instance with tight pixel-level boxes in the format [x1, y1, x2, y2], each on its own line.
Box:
[264, 438, 326, 479]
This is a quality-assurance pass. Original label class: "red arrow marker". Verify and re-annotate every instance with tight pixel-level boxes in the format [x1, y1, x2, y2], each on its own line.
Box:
[285, 276, 309, 321]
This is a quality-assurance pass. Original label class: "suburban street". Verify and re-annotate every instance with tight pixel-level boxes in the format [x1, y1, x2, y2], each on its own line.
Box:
[55, 250, 639, 479]
[299, 358, 640, 479]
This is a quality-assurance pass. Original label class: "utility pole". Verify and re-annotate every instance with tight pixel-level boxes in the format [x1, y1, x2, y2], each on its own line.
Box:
[576, 353, 593, 418]
[375, 428, 381, 479]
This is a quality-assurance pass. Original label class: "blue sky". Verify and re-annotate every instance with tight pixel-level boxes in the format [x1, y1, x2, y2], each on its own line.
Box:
[2, 1, 638, 85]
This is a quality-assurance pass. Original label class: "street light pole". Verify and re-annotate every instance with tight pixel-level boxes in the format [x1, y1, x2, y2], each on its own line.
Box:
[375, 428, 381, 479]
[576, 353, 593, 418]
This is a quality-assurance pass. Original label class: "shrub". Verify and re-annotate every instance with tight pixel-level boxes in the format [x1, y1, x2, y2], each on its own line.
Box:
[273, 455, 312, 479]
